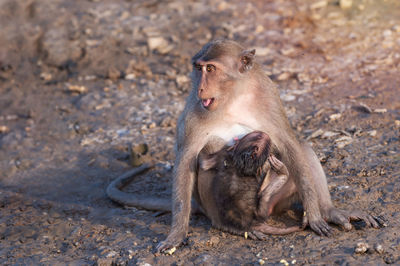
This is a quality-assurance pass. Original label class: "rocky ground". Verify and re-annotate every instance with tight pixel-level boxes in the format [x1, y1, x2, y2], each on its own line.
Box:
[0, 0, 399, 265]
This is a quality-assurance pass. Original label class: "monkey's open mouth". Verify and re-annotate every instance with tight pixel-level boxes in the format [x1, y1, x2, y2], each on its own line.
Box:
[202, 98, 215, 108]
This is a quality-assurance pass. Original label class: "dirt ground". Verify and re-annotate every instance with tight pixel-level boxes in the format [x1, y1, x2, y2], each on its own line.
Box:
[0, 0, 399, 265]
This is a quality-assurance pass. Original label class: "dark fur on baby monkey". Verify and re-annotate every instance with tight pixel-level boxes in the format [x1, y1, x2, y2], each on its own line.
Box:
[196, 131, 302, 238]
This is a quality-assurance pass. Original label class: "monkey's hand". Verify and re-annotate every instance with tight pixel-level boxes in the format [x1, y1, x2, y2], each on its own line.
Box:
[156, 232, 186, 254]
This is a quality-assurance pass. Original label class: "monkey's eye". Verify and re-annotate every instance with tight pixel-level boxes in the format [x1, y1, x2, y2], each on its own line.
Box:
[193, 63, 202, 71]
[206, 64, 216, 72]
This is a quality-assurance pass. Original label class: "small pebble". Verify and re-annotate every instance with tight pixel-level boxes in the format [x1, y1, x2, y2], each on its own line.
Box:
[329, 113, 341, 121]
[353, 103, 372, 113]
[125, 73, 135, 80]
[310, 0, 327, 10]
[308, 129, 324, 139]
[0, 125, 9, 133]
[281, 94, 296, 102]
[335, 136, 353, 148]
[354, 242, 369, 254]
[374, 244, 384, 254]
[67, 84, 87, 94]
[176, 75, 190, 87]
[374, 108, 387, 114]
[217, 1, 229, 11]
[321, 131, 340, 139]
[255, 25, 264, 34]
[277, 72, 291, 81]
[147, 36, 173, 54]
[40, 72, 52, 81]
[165, 247, 176, 255]
[208, 236, 220, 246]
[106, 250, 117, 258]
[383, 30, 392, 38]
[340, 0, 352, 9]
[280, 259, 289, 266]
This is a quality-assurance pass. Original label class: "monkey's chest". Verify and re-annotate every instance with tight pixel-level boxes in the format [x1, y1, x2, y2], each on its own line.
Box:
[209, 123, 253, 146]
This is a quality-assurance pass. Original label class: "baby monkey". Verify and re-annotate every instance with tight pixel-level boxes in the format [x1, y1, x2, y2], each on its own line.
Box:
[196, 131, 302, 239]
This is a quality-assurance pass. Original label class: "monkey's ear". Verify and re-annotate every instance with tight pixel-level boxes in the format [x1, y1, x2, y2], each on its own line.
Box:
[239, 49, 256, 73]
[198, 151, 218, 171]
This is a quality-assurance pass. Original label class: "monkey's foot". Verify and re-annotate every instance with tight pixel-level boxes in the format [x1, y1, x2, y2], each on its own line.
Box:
[324, 208, 386, 230]
[268, 155, 289, 176]
[248, 230, 269, 240]
[302, 215, 333, 237]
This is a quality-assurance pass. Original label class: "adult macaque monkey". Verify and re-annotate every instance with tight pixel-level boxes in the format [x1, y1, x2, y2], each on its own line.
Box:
[156, 39, 383, 252]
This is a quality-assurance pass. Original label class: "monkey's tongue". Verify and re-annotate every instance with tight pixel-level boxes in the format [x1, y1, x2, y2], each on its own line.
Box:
[202, 98, 214, 108]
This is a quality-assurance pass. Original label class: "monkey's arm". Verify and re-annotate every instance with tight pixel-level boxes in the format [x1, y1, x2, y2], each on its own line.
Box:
[156, 149, 198, 252]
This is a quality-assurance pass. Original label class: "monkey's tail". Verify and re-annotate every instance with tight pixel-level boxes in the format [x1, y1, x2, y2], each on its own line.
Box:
[252, 222, 303, 235]
[106, 164, 172, 212]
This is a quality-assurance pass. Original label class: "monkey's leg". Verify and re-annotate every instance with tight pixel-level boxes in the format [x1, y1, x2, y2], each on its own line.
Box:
[302, 143, 385, 230]
[256, 172, 288, 219]
[257, 156, 291, 219]
[288, 143, 333, 236]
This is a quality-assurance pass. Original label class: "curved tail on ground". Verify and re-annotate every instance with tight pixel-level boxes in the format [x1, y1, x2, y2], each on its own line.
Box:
[106, 164, 171, 212]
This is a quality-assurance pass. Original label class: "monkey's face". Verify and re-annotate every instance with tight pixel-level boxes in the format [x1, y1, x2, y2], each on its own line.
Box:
[191, 58, 233, 111]
[231, 131, 271, 177]
[190, 40, 256, 112]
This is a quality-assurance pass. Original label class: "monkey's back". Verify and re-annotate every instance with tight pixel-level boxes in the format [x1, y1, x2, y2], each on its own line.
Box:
[213, 169, 259, 232]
